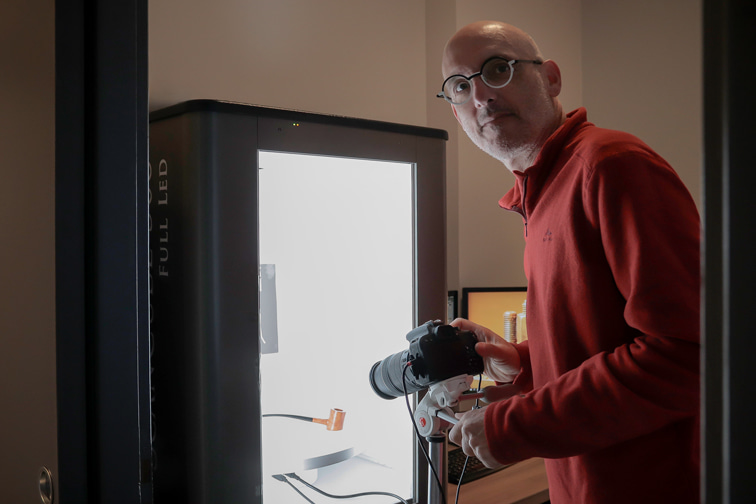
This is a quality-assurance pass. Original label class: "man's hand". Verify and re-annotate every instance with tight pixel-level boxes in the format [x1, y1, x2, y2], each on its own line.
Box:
[448, 406, 503, 468]
[450, 318, 521, 383]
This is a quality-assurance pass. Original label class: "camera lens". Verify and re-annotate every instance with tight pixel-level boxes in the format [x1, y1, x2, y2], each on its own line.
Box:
[369, 322, 484, 400]
[369, 350, 426, 399]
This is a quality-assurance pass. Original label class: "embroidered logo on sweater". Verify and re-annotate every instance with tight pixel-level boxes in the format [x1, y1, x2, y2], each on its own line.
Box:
[543, 228, 553, 242]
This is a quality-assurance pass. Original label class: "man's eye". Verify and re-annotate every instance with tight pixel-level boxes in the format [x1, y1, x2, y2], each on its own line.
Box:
[491, 63, 510, 75]
[453, 80, 470, 93]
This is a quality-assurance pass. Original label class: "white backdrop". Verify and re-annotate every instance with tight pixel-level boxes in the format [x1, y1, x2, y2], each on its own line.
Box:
[258, 151, 417, 502]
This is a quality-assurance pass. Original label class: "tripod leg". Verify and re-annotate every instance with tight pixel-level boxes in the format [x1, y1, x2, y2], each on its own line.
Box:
[427, 434, 448, 504]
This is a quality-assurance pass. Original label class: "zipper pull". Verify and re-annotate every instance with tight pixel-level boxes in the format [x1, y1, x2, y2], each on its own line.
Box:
[522, 175, 528, 237]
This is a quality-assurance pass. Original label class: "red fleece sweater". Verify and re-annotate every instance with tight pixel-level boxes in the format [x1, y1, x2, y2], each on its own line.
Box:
[490, 108, 700, 503]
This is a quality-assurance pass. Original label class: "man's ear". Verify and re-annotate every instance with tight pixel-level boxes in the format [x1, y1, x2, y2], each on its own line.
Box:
[542, 60, 562, 98]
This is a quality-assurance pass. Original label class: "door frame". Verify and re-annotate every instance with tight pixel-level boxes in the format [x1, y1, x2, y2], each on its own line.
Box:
[702, 0, 756, 502]
[55, 0, 150, 502]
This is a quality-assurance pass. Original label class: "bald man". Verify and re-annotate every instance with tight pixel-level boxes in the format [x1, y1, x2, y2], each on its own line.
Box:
[441, 21, 700, 503]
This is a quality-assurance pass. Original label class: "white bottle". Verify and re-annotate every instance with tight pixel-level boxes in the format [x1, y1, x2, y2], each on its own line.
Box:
[503, 311, 518, 343]
[516, 300, 528, 342]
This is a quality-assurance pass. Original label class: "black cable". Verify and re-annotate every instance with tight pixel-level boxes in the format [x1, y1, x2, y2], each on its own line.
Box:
[454, 455, 471, 504]
[475, 374, 484, 408]
[285, 472, 410, 504]
[262, 413, 315, 422]
[272, 474, 316, 504]
[453, 374, 484, 504]
[453, 374, 483, 504]
[402, 362, 447, 504]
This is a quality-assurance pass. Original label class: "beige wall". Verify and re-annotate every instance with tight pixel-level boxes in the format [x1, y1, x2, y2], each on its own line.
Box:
[582, 0, 702, 209]
[425, 0, 461, 296]
[0, 0, 58, 501]
[150, 0, 702, 297]
[150, 0, 428, 125]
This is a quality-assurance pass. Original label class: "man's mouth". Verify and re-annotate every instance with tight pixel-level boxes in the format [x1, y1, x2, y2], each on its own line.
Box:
[480, 110, 515, 127]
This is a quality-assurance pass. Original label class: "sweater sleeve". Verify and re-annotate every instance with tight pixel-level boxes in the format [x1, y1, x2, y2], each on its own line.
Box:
[484, 149, 700, 464]
[510, 341, 533, 392]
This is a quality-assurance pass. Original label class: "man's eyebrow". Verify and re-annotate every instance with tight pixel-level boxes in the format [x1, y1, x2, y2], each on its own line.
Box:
[472, 54, 518, 71]
[444, 55, 515, 78]
[482, 54, 516, 64]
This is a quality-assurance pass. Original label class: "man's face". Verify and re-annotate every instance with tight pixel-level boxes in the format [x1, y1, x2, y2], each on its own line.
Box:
[442, 32, 558, 164]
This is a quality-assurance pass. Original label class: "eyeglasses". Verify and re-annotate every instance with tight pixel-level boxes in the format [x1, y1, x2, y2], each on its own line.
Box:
[437, 57, 543, 105]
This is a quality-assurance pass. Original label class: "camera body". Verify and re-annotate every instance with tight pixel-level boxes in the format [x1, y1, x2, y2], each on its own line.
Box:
[369, 320, 484, 400]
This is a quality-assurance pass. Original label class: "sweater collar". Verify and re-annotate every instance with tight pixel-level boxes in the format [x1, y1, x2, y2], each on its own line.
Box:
[499, 107, 588, 210]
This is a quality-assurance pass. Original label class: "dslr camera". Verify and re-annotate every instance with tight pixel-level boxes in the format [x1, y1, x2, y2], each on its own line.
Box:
[369, 320, 484, 399]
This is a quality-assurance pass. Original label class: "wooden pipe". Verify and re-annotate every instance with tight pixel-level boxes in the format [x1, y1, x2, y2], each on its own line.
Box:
[262, 408, 346, 431]
[312, 408, 346, 431]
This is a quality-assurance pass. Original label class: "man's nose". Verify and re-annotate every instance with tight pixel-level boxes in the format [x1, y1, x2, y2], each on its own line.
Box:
[470, 76, 497, 106]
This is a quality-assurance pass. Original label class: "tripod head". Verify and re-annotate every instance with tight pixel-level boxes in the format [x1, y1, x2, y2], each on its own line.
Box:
[413, 374, 472, 438]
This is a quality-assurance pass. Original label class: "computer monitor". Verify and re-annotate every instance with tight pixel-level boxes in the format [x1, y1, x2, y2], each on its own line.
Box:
[461, 287, 528, 344]
[149, 100, 448, 504]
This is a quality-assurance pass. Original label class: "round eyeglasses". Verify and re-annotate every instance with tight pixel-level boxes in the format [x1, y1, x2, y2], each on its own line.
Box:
[437, 57, 543, 105]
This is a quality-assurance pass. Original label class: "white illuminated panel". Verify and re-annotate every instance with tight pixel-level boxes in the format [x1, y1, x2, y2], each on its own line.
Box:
[259, 151, 415, 503]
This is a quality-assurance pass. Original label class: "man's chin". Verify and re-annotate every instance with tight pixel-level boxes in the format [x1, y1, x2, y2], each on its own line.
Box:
[471, 139, 510, 162]
[480, 122, 517, 144]
[475, 134, 528, 159]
